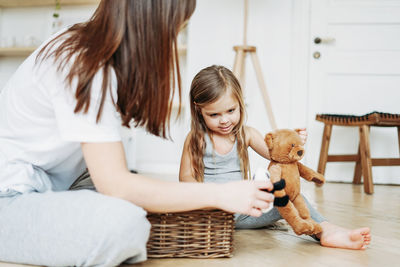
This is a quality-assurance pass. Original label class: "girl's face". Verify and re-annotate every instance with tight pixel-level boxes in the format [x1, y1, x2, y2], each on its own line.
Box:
[200, 90, 240, 136]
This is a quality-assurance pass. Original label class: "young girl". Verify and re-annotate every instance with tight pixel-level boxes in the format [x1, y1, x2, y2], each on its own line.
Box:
[0, 2, 276, 266]
[179, 65, 371, 250]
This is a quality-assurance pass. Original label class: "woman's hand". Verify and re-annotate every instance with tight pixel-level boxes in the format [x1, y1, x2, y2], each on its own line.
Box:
[215, 180, 274, 217]
[296, 128, 308, 145]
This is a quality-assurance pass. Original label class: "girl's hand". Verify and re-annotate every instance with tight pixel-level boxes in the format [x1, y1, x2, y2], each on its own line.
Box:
[215, 180, 274, 217]
[296, 128, 308, 145]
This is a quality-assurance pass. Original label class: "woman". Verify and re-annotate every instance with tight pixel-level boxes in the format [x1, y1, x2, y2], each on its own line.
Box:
[0, 1, 273, 266]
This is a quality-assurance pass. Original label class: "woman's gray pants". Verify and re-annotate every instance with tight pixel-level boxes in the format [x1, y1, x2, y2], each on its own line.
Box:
[0, 189, 151, 266]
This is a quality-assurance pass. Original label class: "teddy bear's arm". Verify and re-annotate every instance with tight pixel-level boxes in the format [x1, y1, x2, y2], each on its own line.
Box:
[296, 162, 325, 185]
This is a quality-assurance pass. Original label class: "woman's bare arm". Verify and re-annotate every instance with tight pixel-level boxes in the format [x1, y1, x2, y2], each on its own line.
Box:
[81, 141, 274, 216]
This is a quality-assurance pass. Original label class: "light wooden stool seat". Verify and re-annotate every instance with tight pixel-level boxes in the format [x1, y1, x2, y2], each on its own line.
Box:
[316, 112, 400, 194]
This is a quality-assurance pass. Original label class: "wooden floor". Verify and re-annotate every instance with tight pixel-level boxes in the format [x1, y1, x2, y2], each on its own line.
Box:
[132, 182, 400, 267]
[1, 182, 399, 267]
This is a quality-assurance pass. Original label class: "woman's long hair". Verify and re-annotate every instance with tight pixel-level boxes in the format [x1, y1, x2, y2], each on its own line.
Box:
[189, 65, 249, 182]
[36, 0, 196, 138]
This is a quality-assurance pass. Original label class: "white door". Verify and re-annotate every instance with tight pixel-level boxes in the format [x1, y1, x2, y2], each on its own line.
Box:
[307, 0, 400, 184]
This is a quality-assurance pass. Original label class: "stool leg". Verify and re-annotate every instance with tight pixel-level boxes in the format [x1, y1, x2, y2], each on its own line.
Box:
[353, 144, 362, 184]
[359, 125, 373, 194]
[397, 126, 400, 155]
[318, 124, 332, 175]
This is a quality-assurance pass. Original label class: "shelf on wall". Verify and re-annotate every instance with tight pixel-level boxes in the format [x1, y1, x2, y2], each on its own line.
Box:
[0, 46, 187, 57]
[178, 45, 187, 55]
[0, 47, 36, 57]
[0, 0, 100, 7]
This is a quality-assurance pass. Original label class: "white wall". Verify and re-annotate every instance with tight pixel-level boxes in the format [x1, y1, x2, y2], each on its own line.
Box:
[0, 0, 311, 177]
[188, 0, 400, 185]
[186, 0, 297, 172]
[134, 0, 299, 176]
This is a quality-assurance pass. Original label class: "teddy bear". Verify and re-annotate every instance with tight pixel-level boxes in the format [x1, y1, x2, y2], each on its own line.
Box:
[264, 128, 325, 236]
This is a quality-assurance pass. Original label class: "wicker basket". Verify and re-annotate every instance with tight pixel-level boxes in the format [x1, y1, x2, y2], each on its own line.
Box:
[146, 209, 235, 258]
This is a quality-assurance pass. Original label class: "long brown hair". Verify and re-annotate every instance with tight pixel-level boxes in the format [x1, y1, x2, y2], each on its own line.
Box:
[36, 0, 196, 138]
[189, 65, 249, 182]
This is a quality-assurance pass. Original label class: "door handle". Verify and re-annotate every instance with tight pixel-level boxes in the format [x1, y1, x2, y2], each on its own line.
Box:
[314, 37, 336, 44]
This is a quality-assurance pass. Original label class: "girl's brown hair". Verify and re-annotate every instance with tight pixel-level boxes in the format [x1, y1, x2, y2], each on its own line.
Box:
[189, 65, 249, 182]
[36, 0, 196, 138]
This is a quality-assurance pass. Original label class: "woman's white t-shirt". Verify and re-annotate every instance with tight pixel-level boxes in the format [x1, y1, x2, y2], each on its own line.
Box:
[0, 36, 122, 196]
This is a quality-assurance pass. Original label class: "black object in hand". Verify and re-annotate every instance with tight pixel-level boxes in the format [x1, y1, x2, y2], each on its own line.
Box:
[262, 179, 289, 207]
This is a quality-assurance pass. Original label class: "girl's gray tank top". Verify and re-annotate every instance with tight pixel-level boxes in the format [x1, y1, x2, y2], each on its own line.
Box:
[203, 133, 243, 183]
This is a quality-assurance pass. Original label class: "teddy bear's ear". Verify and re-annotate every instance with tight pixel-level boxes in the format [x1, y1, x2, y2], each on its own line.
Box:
[294, 128, 303, 136]
[265, 133, 274, 149]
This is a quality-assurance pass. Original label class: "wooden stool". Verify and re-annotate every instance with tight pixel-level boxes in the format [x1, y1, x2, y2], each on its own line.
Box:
[316, 112, 400, 194]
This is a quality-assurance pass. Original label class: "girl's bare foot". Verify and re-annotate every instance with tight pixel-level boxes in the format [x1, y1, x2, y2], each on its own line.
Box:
[317, 222, 371, 250]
